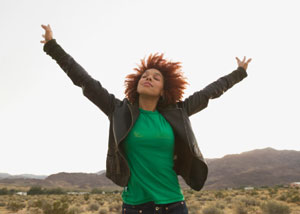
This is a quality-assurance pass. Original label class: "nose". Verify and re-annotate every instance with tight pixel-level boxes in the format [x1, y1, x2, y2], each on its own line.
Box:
[146, 76, 152, 81]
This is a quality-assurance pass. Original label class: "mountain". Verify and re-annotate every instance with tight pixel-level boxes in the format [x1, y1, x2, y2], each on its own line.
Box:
[45, 172, 117, 189]
[1, 148, 299, 190]
[95, 170, 106, 175]
[0, 173, 47, 180]
[0, 173, 11, 179]
[204, 147, 300, 189]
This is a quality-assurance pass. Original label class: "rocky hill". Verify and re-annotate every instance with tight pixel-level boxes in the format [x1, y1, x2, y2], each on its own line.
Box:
[45, 172, 117, 189]
[204, 147, 300, 189]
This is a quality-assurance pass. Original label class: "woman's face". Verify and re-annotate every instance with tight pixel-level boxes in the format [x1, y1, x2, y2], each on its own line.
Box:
[137, 68, 164, 98]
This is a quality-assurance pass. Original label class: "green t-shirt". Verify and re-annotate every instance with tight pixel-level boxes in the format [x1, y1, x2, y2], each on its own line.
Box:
[121, 108, 184, 205]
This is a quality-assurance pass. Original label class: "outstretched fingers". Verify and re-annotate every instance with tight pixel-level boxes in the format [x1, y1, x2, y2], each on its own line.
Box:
[235, 56, 252, 71]
[242, 56, 246, 62]
[41, 24, 51, 32]
[41, 24, 48, 30]
[40, 24, 53, 44]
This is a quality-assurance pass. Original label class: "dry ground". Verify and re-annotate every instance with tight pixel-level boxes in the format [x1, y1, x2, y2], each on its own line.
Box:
[0, 187, 299, 214]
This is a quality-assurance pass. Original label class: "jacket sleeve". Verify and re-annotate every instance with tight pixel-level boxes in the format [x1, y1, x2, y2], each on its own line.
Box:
[181, 67, 248, 116]
[43, 39, 120, 118]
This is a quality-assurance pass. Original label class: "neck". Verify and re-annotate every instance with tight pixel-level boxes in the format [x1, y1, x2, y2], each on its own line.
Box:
[138, 95, 159, 112]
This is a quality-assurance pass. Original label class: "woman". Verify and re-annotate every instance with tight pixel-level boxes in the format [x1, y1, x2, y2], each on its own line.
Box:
[41, 24, 251, 214]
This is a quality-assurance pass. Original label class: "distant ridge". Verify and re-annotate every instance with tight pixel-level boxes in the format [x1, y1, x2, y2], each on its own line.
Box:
[204, 147, 300, 189]
[0, 173, 47, 180]
[96, 170, 106, 175]
[45, 172, 116, 189]
[1, 148, 299, 190]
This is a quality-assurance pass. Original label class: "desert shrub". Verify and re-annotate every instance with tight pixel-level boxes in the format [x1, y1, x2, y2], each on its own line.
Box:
[185, 202, 199, 214]
[233, 202, 248, 214]
[98, 200, 105, 205]
[88, 202, 99, 211]
[215, 201, 226, 209]
[215, 191, 225, 199]
[278, 194, 288, 201]
[60, 195, 71, 203]
[239, 196, 260, 207]
[46, 187, 65, 195]
[83, 193, 90, 201]
[28, 186, 45, 195]
[28, 207, 43, 214]
[68, 205, 83, 214]
[202, 204, 224, 214]
[288, 194, 300, 203]
[95, 197, 103, 201]
[268, 188, 278, 197]
[247, 190, 258, 196]
[260, 196, 268, 200]
[0, 201, 6, 206]
[185, 196, 191, 201]
[195, 192, 204, 197]
[0, 188, 18, 195]
[27, 199, 48, 209]
[225, 196, 232, 203]
[99, 209, 108, 214]
[91, 188, 105, 194]
[9, 189, 18, 194]
[108, 202, 121, 212]
[203, 196, 214, 201]
[0, 188, 8, 195]
[42, 201, 69, 214]
[277, 189, 300, 203]
[114, 202, 122, 212]
[260, 200, 290, 214]
[6, 201, 26, 212]
[186, 189, 194, 194]
[77, 199, 85, 205]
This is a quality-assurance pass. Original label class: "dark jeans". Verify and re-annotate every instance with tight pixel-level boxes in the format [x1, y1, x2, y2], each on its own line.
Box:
[121, 200, 188, 214]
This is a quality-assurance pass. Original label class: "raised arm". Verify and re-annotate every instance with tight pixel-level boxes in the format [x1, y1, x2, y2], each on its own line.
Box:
[181, 57, 251, 116]
[41, 24, 120, 118]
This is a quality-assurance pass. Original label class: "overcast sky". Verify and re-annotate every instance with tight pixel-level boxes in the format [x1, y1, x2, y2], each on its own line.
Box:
[1, 0, 299, 175]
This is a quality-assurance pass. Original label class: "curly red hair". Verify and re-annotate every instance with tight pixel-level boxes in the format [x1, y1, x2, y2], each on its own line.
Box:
[124, 53, 188, 106]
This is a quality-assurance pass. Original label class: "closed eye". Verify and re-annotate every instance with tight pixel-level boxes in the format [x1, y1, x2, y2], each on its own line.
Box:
[141, 75, 160, 81]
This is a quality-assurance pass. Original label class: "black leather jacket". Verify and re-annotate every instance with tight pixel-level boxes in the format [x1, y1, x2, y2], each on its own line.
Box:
[43, 39, 248, 191]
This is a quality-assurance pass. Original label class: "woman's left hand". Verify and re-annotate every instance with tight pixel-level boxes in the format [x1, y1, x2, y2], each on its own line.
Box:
[236, 56, 252, 71]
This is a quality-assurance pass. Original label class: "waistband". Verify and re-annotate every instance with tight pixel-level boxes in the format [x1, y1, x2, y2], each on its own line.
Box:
[123, 200, 186, 209]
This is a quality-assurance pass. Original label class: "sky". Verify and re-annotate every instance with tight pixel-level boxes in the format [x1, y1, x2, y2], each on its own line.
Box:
[1, 0, 299, 175]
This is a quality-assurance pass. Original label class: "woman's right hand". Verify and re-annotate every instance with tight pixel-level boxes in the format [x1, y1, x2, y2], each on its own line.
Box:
[40, 24, 53, 44]
[235, 56, 252, 71]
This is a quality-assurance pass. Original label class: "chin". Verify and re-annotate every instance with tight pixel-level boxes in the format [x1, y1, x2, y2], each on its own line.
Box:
[137, 87, 160, 97]
[138, 91, 159, 98]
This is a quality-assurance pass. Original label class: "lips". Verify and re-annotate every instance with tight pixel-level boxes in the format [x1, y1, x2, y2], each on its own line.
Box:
[143, 82, 153, 87]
